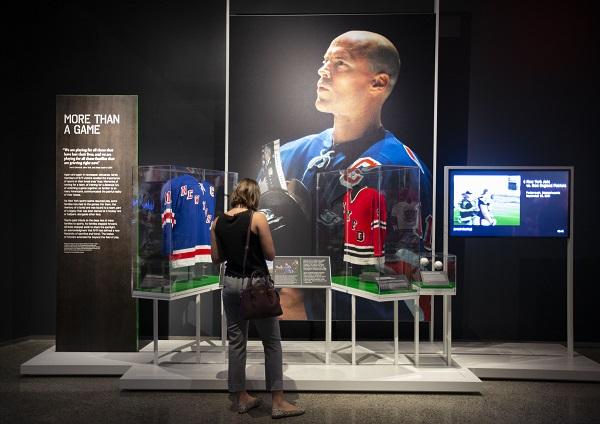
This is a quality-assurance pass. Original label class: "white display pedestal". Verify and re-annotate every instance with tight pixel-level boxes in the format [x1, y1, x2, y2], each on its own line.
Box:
[418, 288, 456, 366]
[133, 283, 221, 365]
[331, 283, 420, 366]
[22, 340, 600, 390]
[275, 285, 333, 364]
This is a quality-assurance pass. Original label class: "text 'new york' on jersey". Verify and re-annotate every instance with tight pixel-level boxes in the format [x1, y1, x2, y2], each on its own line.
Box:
[160, 174, 215, 268]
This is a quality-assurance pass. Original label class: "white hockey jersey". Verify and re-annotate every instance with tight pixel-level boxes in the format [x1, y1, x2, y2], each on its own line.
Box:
[391, 200, 420, 231]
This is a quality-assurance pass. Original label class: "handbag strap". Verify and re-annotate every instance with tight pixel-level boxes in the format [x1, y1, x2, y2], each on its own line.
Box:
[241, 210, 254, 278]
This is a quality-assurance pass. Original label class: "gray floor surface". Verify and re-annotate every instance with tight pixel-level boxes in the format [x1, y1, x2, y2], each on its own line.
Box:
[1, 340, 600, 424]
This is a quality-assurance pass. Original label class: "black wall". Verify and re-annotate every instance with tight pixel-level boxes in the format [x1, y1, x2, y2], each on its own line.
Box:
[439, 0, 598, 342]
[10, 1, 226, 343]
[7, 0, 598, 345]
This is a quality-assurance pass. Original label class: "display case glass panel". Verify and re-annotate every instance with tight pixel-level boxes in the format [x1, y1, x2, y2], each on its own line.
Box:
[132, 165, 237, 298]
[316, 165, 421, 297]
[413, 251, 457, 291]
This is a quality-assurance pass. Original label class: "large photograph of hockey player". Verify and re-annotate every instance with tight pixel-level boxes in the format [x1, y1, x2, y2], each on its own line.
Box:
[229, 14, 435, 321]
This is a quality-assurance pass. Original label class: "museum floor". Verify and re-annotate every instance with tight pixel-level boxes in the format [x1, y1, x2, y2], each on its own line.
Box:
[2, 340, 600, 424]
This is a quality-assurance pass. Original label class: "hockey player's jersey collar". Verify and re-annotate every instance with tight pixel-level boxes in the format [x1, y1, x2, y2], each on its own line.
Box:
[349, 185, 369, 203]
[330, 126, 386, 161]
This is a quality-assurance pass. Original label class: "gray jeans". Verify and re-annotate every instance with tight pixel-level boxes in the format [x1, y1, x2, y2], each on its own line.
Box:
[221, 275, 283, 392]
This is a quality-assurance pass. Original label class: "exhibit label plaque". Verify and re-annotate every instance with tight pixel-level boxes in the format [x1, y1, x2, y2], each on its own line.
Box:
[56, 95, 137, 351]
[273, 256, 331, 287]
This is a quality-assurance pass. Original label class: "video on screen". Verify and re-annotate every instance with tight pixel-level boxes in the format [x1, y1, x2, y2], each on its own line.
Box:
[449, 169, 570, 238]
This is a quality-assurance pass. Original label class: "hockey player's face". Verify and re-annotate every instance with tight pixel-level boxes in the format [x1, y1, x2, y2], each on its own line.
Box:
[316, 38, 376, 115]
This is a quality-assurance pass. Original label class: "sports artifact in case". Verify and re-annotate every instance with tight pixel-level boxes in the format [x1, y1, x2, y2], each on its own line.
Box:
[131, 165, 238, 299]
[413, 251, 457, 294]
[316, 165, 422, 297]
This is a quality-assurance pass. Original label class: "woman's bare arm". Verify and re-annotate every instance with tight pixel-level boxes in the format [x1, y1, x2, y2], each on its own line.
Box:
[210, 217, 223, 264]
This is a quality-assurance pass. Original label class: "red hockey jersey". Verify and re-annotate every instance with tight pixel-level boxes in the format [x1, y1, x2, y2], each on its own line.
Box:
[343, 186, 387, 265]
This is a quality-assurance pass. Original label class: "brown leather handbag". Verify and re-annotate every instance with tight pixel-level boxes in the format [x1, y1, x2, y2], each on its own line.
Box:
[239, 211, 283, 320]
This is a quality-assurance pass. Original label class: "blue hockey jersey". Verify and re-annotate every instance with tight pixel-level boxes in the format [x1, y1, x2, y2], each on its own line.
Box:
[160, 174, 215, 267]
[198, 179, 216, 262]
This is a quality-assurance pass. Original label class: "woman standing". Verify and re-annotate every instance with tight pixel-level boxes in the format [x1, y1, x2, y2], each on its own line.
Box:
[211, 178, 304, 419]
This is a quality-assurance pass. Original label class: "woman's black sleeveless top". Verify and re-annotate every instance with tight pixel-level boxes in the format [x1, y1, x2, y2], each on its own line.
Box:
[214, 210, 268, 277]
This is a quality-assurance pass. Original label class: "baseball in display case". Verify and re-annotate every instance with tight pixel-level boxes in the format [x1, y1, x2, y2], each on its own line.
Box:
[131, 165, 238, 299]
[316, 165, 422, 297]
[413, 251, 457, 294]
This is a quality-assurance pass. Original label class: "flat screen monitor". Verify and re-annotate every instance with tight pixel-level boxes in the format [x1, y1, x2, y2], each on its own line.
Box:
[446, 167, 571, 238]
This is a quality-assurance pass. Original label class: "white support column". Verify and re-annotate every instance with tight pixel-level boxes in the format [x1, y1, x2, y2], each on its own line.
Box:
[567, 168, 574, 357]
[446, 295, 452, 366]
[414, 298, 420, 367]
[567, 237, 573, 357]
[394, 300, 399, 365]
[351, 294, 356, 365]
[221, 296, 226, 347]
[224, 0, 230, 188]
[153, 299, 159, 366]
[196, 294, 201, 363]
[223, 0, 231, 364]
[221, 293, 227, 366]
[430, 296, 435, 342]
[430, 0, 441, 255]
[326, 288, 332, 364]
[442, 295, 448, 357]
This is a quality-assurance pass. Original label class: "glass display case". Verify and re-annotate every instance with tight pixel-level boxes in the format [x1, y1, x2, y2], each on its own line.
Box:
[413, 251, 457, 294]
[316, 165, 421, 298]
[131, 165, 237, 299]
